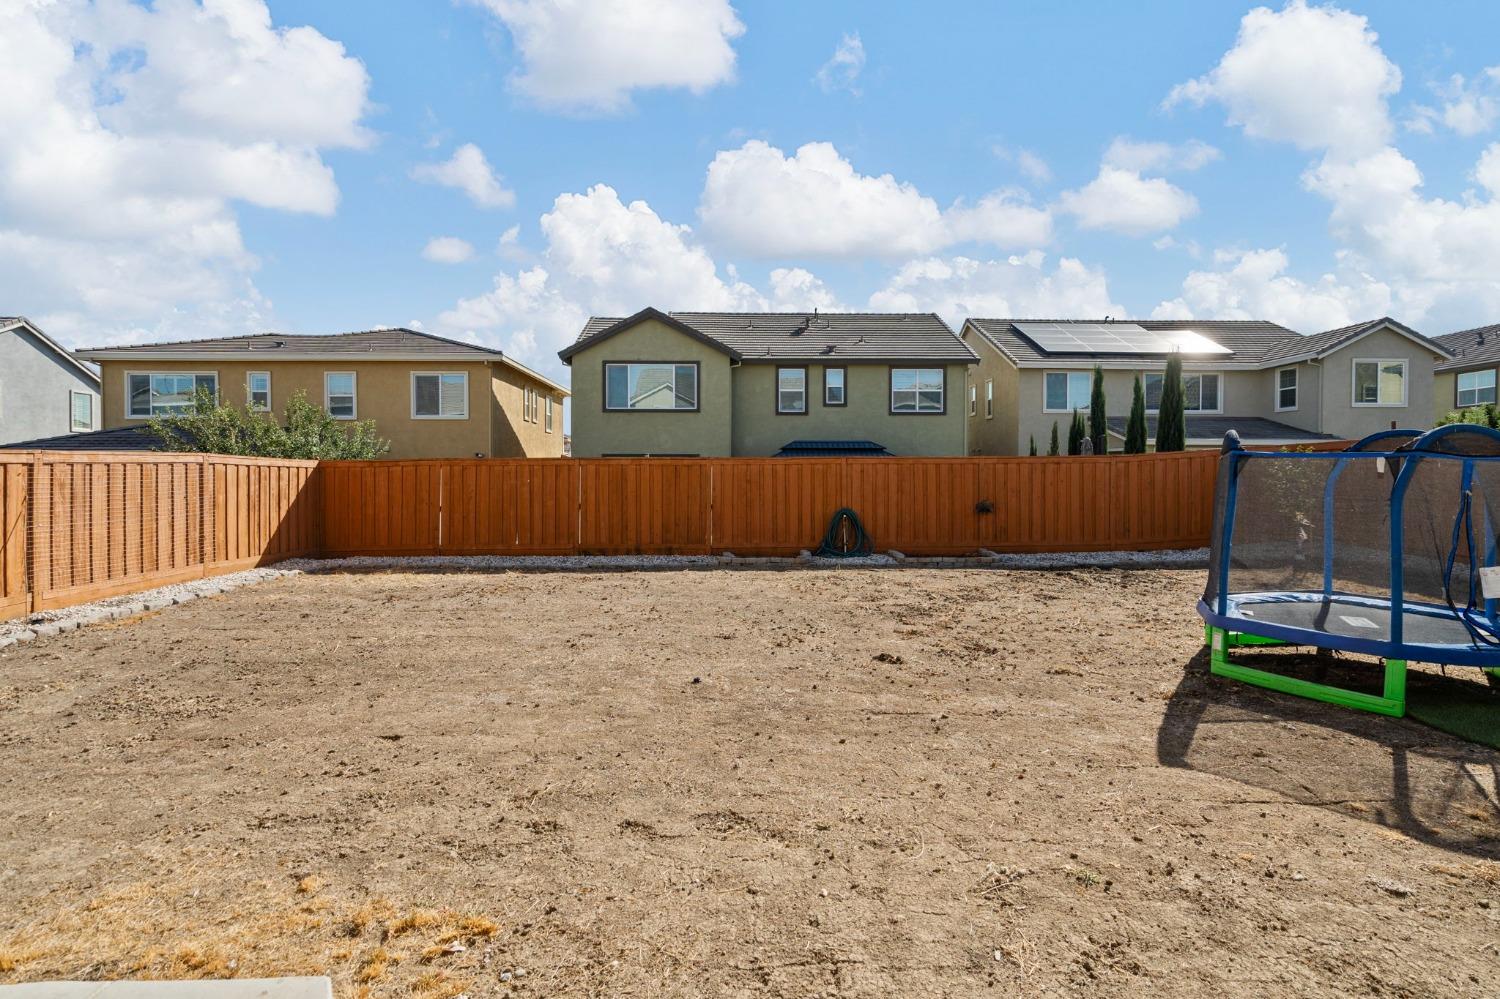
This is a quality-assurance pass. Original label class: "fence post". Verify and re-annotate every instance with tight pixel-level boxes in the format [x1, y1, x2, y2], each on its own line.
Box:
[27, 454, 49, 616]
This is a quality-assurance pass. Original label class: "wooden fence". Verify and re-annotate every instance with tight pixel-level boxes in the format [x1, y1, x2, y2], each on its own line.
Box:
[1, 449, 1221, 623]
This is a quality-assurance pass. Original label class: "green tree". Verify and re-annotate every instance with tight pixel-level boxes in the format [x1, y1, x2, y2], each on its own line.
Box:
[1437, 403, 1500, 429]
[146, 389, 391, 460]
[1155, 355, 1187, 453]
[1048, 421, 1060, 456]
[1124, 374, 1149, 454]
[1028, 435, 1038, 457]
[1067, 409, 1086, 456]
[1088, 363, 1108, 455]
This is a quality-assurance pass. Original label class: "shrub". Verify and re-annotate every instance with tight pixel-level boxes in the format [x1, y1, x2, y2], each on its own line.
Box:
[1028, 435, 1037, 456]
[1048, 421, 1060, 456]
[1155, 354, 1186, 452]
[1067, 409, 1086, 456]
[1088, 364, 1107, 455]
[1437, 404, 1500, 429]
[1124, 374, 1148, 454]
[147, 389, 391, 460]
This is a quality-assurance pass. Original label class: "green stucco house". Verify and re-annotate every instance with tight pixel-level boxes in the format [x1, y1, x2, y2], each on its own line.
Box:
[559, 308, 978, 457]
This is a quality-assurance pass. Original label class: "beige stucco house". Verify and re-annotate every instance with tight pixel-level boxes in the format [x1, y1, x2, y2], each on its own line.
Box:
[559, 308, 977, 457]
[961, 317, 1451, 454]
[74, 328, 568, 459]
[1433, 322, 1500, 423]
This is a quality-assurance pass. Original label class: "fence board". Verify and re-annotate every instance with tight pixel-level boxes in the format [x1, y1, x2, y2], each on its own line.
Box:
[0, 461, 28, 621]
[577, 459, 711, 554]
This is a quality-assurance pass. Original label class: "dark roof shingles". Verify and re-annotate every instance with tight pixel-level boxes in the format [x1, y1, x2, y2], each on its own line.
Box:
[1435, 323, 1500, 371]
[1101, 415, 1335, 443]
[78, 327, 506, 359]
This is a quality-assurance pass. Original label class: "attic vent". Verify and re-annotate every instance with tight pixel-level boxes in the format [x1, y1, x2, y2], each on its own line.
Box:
[248, 340, 286, 350]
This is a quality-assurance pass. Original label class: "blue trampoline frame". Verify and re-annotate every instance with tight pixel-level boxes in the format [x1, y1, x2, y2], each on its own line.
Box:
[1198, 424, 1500, 716]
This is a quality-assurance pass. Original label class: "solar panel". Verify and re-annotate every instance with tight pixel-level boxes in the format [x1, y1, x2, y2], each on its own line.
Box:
[1014, 321, 1232, 356]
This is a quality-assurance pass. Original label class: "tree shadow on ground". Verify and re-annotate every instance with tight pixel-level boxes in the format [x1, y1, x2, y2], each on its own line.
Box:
[1158, 646, 1500, 859]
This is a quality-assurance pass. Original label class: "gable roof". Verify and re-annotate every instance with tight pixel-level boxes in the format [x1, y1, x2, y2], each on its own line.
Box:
[560, 308, 978, 365]
[1434, 322, 1500, 372]
[965, 316, 1449, 370]
[73, 327, 569, 395]
[0, 317, 102, 388]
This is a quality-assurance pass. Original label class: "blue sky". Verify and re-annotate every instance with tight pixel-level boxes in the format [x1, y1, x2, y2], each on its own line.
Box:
[4, 0, 1500, 392]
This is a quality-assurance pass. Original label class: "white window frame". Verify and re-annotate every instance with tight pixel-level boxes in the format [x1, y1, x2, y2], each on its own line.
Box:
[1456, 368, 1497, 408]
[969, 383, 977, 416]
[247, 371, 271, 412]
[1143, 370, 1223, 415]
[124, 371, 219, 419]
[410, 371, 469, 420]
[69, 390, 94, 432]
[324, 371, 358, 420]
[1351, 358, 1408, 408]
[1274, 366, 1298, 413]
[545, 395, 554, 433]
[890, 367, 945, 414]
[1042, 370, 1092, 414]
[985, 378, 994, 419]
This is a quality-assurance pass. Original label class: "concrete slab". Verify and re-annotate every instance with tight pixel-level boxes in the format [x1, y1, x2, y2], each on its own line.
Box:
[0, 979, 332, 999]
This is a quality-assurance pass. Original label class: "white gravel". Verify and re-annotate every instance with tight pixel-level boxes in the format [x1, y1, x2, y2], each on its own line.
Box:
[0, 547, 1207, 650]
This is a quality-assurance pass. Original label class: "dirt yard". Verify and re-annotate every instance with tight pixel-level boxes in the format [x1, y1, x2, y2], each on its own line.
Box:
[1, 567, 1498, 998]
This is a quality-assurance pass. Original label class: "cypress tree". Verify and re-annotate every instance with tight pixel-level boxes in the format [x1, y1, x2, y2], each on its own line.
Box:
[1048, 421, 1060, 456]
[1124, 374, 1148, 454]
[1067, 409, 1086, 456]
[1089, 364, 1108, 455]
[1029, 435, 1037, 456]
[1155, 354, 1187, 452]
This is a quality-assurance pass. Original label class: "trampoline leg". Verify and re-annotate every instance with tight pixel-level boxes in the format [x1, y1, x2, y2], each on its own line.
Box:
[1207, 627, 1407, 718]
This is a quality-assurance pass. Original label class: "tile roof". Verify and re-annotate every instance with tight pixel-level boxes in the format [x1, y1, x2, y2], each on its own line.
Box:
[1102, 415, 1336, 445]
[1434, 322, 1500, 372]
[563, 308, 977, 364]
[967, 316, 1449, 370]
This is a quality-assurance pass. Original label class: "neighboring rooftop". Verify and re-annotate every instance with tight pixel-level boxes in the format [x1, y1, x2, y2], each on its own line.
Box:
[561, 307, 978, 364]
[1102, 415, 1336, 447]
[967, 316, 1449, 369]
[0, 425, 162, 451]
[774, 439, 894, 457]
[1434, 322, 1500, 372]
[74, 328, 569, 394]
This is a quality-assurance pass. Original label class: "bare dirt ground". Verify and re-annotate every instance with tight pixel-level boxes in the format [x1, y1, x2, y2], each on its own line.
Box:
[1, 567, 1497, 998]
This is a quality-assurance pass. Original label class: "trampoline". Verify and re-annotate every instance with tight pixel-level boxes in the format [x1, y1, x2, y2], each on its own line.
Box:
[1200, 423, 1500, 716]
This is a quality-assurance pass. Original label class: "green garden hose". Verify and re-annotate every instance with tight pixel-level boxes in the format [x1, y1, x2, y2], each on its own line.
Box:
[815, 507, 873, 558]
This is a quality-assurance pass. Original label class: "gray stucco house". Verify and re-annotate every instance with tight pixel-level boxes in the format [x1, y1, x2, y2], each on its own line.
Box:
[559, 308, 978, 457]
[961, 316, 1451, 454]
[0, 317, 101, 446]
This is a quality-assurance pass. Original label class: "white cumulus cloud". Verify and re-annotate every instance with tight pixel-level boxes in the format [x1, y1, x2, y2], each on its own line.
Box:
[468, 0, 745, 112]
[815, 33, 865, 95]
[699, 140, 1051, 257]
[412, 144, 516, 209]
[422, 237, 476, 264]
[1165, 0, 1400, 155]
[868, 252, 1123, 327]
[1408, 67, 1500, 137]
[0, 0, 372, 345]
[1058, 168, 1199, 236]
[1152, 247, 1392, 333]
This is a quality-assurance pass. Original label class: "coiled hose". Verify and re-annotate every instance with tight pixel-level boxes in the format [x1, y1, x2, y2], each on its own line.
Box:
[815, 507, 873, 558]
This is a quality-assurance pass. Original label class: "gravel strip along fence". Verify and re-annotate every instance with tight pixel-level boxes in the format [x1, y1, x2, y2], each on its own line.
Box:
[0, 548, 1207, 650]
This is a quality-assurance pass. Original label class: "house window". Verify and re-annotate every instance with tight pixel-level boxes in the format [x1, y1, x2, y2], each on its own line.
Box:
[1457, 369, 1497, 408]
[325, 372, 357, 419]
[969, 383, 978, 416]
[891, 368, 944, 413]
[824, 367, 846, 406]
[777, 367, 808, 414]
[1043, 371, 1091, 413]
[127, 372, 218, 418]
[412, 372, 468, 419]
[247, 371, 271, 412]
[545, 395, 554, 432]
[985, 378, 994, 419]
[69, 391, 93, 432]
[604, 362, 698, 411]
[527, 387, 537, 422]
[1144, 371, 1221, 413]
[1276, 367, 1298, 412]
[1353, 359, 1406, 406]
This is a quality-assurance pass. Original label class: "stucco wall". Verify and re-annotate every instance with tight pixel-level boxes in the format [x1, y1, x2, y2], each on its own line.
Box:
[962, 329, 1021, 455]
[0, 326, 99, 445]
[730, 362, 968, 456]
[1316, 326, 1441, 439]
[1430, 367, 1496, 424]
[491, 363, 566, 457]
[98, 359, 515, 459]
[566, 318, 734, 457]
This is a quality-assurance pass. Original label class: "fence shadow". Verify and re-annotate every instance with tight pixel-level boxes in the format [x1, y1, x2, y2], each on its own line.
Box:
[1157, 647, 1500, 859]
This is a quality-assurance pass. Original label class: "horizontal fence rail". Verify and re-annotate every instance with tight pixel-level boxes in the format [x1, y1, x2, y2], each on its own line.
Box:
[1, 449, 1228, 622]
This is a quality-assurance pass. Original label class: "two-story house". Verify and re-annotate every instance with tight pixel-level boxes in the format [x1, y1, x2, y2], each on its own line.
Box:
[72, 328, 568, 459]
[1433, 322, 1500, 423]
[558, 308, 978, 457]
[0, 317, 101, 445]
[961, 317, 1451, 453]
